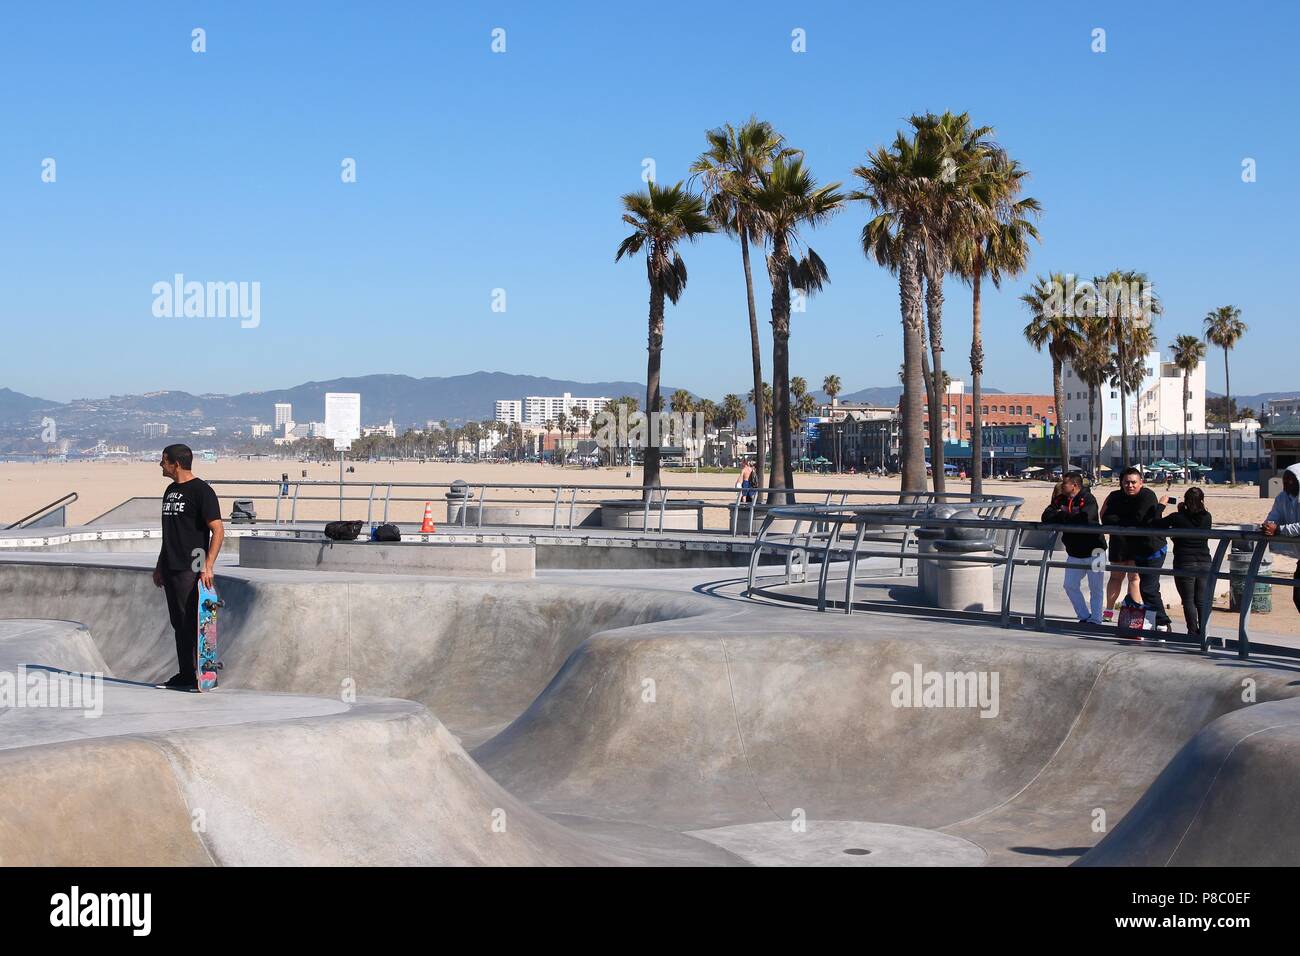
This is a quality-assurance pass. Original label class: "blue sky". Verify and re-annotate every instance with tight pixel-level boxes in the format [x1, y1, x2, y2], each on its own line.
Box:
[3, 0, 1296, 403]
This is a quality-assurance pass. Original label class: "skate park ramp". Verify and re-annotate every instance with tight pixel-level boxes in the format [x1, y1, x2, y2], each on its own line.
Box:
[4, 554, 1300, 866]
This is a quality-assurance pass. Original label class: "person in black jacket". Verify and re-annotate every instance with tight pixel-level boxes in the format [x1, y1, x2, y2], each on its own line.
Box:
[1100, 466, 1171, 628]
[1154, 487, 1213, 638]
[1041, 472, 1108, 623]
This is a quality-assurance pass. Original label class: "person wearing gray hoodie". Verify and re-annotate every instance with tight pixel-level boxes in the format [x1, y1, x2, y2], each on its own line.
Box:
[1262, 463, 1300, 613]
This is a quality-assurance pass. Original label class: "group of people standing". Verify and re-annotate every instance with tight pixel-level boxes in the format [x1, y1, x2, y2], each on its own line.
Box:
[1041, 464, 1300, 638]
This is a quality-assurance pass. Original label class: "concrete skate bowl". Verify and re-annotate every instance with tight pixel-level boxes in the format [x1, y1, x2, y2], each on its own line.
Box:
[474, 627, 1300, 865]
[0, 561, 709, 748]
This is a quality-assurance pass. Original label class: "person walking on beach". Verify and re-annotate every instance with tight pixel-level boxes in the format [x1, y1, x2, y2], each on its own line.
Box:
[1154, 487, 1213, 638]
[152, 444, 224, 690]
[1041, 472, 1107, 624]
[1100, 466, 1171, 629]
[738, 458, 756, 503]
[1262, 463, 1300, 613]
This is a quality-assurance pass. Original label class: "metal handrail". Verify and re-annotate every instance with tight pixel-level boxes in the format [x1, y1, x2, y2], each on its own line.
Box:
[4, 492, 78, 530]
[745, 504, 1297, 660]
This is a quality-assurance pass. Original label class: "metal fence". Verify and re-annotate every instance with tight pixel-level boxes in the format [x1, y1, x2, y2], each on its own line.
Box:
[206, 478, 1022, 536]
[744, 503, 1297, 661]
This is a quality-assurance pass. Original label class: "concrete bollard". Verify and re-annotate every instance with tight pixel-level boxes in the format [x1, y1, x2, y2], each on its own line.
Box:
[915, 528, 946, 604]
[933, 539, 995, 611]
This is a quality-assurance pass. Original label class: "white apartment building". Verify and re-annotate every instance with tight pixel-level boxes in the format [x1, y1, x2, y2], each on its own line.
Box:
[521, 393, 610, 425]
[494, 400, 523, 424]
[142, 422, 169, 439]
[1061, 350, 1160, 464]
[251, 423, 272, 438]
[274, 403, 293, 427]
[362, 419, 397, 438]
[1136, 357, 1206, 436]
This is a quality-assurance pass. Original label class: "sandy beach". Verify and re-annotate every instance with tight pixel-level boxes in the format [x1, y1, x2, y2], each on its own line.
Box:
[3, 458, 1294, 634]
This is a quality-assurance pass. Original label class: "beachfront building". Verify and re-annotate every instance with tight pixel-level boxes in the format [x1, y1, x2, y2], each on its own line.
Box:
[1061, 349, 1161, 468]
[1264, 397, 1300, 424]
[142, 422, 169, 439]
[1136, 356, 1206, 436]
[936, 423, 1063, 477]
[1101, 420, 1265, 480]
[921, 381, 1057, 443]
[494, 400, 523, 424]
[274, 403, 293, 427]
[362, 419, 397, 438]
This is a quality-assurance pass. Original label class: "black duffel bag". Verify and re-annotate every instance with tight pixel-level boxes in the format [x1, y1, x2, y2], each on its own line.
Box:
[324, 520, 364, 541]
[374, 523, 401, 542]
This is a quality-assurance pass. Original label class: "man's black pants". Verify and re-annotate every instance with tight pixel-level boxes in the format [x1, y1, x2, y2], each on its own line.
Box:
[1133, 551, 1172, 626]
[162, 569, 199, 680]
[1294, 564, 1300, 614]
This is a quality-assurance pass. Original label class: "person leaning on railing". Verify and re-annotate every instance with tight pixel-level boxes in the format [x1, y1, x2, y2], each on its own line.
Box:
[1153, 487, 1213, 638]
[1262, 463, 1300, 613]
[1041, 471, 1107, 624]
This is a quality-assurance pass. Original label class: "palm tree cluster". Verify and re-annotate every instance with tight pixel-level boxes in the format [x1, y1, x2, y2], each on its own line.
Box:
[620, 118, 844, 500]
[618, 111, 1251, 494]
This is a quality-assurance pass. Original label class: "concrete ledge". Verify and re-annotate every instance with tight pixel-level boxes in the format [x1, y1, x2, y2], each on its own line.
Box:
[600, 499, 705, 531]
[239, 536, 535, 578]
[447, 501, 601, 529]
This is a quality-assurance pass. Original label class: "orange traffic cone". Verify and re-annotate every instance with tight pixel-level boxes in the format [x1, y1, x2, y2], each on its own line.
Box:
[420, 501, 437, 533]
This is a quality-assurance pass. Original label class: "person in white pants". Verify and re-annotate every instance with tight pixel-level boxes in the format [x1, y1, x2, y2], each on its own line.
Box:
[1041, 472, 1109, 624]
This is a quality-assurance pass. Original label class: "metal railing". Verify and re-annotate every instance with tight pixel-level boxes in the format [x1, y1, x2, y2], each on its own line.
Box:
[743, 504, 1297, 660]
[206, 478, 1022, 536]
[4, 492, 78, 530]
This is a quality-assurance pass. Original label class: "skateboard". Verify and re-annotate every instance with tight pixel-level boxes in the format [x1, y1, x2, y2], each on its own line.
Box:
[197, 578, 224, 692]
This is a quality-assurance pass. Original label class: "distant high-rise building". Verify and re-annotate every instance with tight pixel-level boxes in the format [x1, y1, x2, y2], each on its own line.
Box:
[142, 422, 170, 439]
[494, 400, 523, 424]
[522, 393, 610, 425]
[275, 403, 293, 427]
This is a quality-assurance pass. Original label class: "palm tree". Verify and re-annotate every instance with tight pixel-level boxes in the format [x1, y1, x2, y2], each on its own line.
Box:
[670, 389, 694, 415]
[1115, 321, 1157, 469]
[692, 119, 798, 497]
[906, 112, 1003, 493]
[1021, 273, 1083, 477]
[855, 118, 977, 494]
[1094, 270, 1161, 469]
[1072, 316, 1114, 479]
[1203, 305, 1248, 484]
[1171, 334, 1207, 476]
[750, 155, 845, 501]
[721, 393, 745, 462]
[822, 374, 842, 471]
[748, 382, 772, 433]
[952, 149, 1041, 494]
[615, 180, 713, 492]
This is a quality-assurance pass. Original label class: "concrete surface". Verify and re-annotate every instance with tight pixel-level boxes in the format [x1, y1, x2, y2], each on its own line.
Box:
[4, 549, 1300, 867]
[240, 535, 536, 578]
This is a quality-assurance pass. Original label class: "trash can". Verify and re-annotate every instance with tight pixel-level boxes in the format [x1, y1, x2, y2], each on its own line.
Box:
[444, 479, 475, 525]
[1228, 546, 1273, 613]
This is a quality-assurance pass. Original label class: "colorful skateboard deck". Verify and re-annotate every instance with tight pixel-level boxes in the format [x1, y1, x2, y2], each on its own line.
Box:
[197, 579, 223, 692]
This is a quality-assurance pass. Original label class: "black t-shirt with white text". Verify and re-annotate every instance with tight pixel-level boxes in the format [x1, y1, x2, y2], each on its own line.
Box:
[159, 478, 221, 571]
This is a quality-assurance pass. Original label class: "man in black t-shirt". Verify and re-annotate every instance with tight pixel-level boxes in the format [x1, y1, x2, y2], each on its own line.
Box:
[152, 443, 224, 689]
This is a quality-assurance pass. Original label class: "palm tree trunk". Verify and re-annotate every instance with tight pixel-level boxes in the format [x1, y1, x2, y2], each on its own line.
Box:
[898, 234, 927, 494]
[1052, 355, 1068, 475]
[1118, 328, 1130, 470]
[1087, 384, 1097, 481]
[768, 238, 794, 504]
[925, 260, 947, 495]
[643, 281, 665, 494]
[1182, 371, 1189, 479]
[1224, 348, 1236, 485]
[739, 232, 766, 496]
[969, 267, 984, 495]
